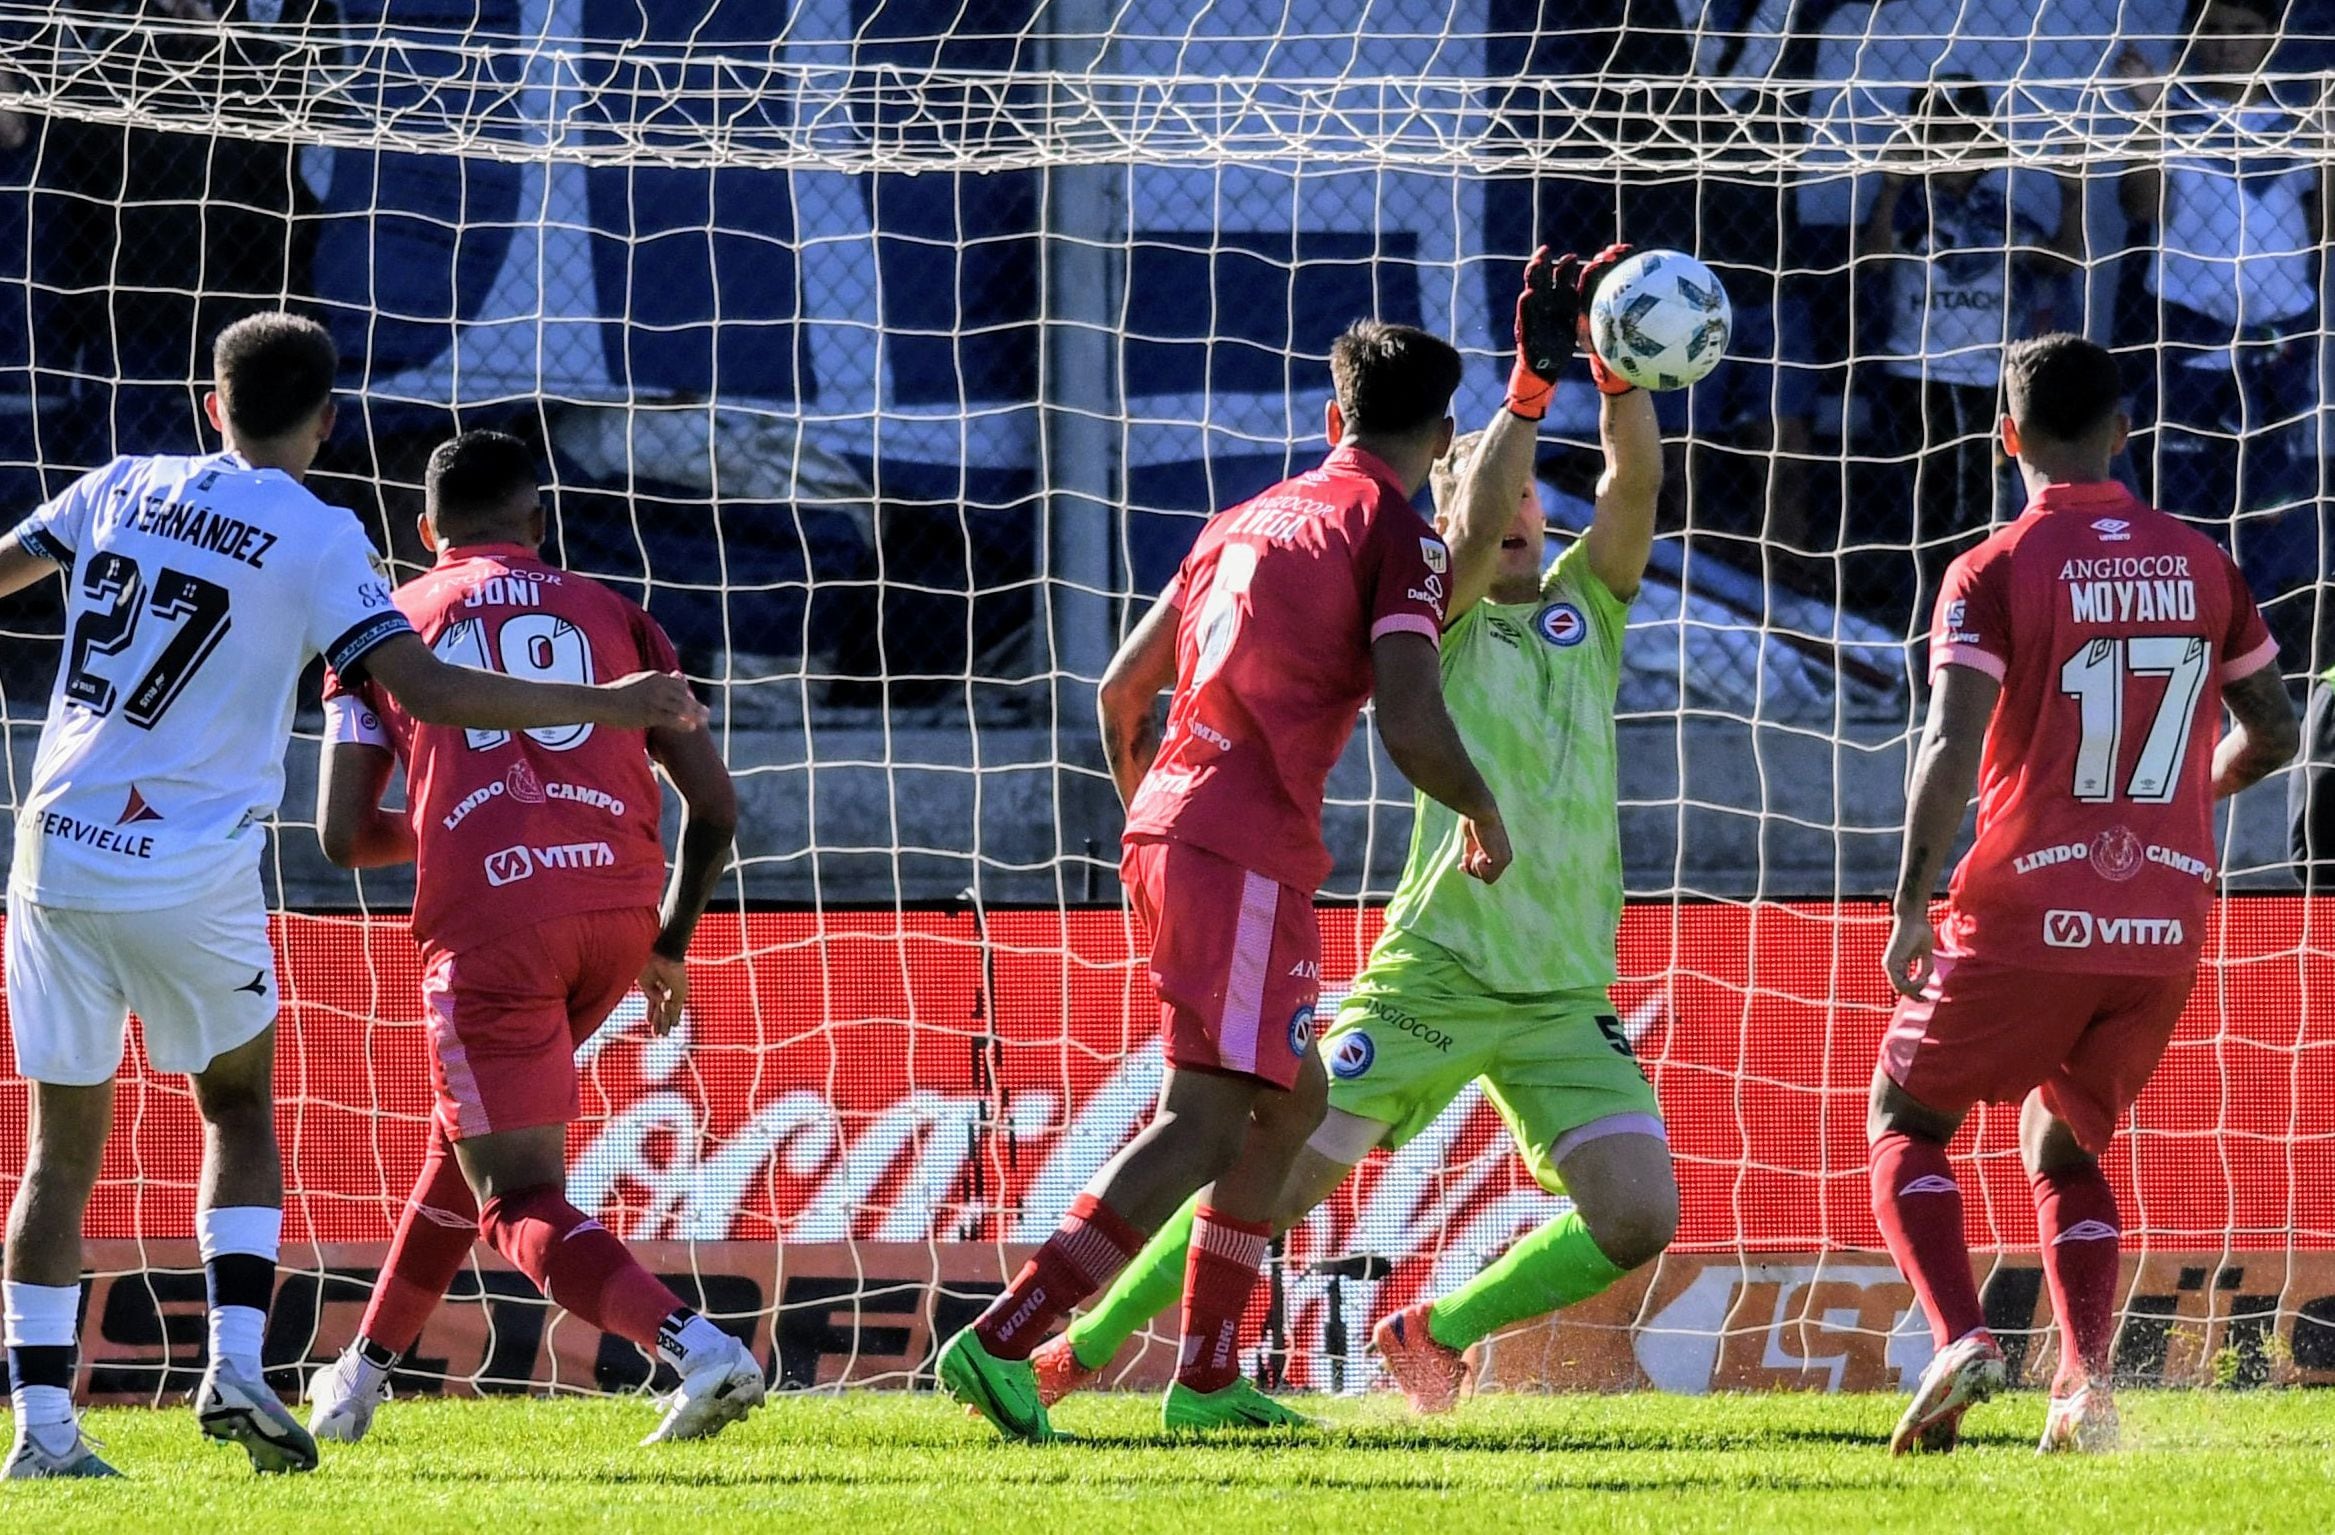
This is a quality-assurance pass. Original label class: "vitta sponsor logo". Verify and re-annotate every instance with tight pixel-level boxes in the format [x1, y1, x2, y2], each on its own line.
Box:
[483, 845, 534, 886]
[1537, 603, 1587, 647]
[2042, 909, 2187, 948]
[2091, 518, 2132, 542]
[2043, 909, 2095, 948]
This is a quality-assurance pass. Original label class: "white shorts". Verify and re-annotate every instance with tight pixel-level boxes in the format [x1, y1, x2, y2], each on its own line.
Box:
[5, 883, 278, 1085]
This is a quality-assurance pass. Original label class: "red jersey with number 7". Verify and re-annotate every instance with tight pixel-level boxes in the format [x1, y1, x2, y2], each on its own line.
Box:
[1928, 481, 2276, 975]
[320, 543, 675, 955]
[1122, 443, 1449, 893]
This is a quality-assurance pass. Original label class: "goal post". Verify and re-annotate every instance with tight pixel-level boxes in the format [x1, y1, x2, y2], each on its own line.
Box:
[0, 0, 2331, 1401]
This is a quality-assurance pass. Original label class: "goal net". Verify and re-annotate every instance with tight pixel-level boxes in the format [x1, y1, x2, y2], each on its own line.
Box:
[0, 0, 2331, 1402]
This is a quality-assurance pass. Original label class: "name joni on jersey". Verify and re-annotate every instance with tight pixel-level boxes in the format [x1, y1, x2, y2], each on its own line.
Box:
[124, 493, 280, 569]
[462, 569, 564, 609]
[2059, 553, 2197, 625]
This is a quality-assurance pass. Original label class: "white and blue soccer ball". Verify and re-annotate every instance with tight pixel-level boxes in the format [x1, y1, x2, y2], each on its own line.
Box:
[1588, 249, 1732, 392]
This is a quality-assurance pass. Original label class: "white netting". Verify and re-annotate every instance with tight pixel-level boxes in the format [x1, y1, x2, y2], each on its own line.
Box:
[0, 0, 2331, 1402]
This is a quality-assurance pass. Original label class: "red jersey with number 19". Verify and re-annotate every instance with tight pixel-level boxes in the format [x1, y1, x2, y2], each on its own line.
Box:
[1928, 481, 2276, 975]
[1123, 443, 1448, 893]
[321, 544, 675, 955]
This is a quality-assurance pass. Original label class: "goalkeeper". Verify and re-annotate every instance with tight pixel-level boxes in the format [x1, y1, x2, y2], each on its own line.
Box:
[1034, 245, 1676, 1413]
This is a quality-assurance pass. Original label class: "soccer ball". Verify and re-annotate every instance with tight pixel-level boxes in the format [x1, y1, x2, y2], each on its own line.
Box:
[1588, 249, 1732, 392]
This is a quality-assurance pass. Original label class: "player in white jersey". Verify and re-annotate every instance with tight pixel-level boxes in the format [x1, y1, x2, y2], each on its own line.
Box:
[0, 314, 705, 1478]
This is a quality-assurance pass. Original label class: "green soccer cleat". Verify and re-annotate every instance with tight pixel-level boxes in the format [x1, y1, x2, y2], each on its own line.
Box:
[1162, 1378, 1320, 1435]
[936, 1327, 1060, 1443]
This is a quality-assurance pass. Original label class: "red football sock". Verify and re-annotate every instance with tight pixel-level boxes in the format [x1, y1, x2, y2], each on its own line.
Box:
[972, 1192, 1143, 1361]
[1175, 1205, 1270, 1394]
[477, 1185, 684, 1353]
[1870, 1131, 1986, 1349]
[2032, 1162, 2122, 1393]
[358, 1126, 479, 1358]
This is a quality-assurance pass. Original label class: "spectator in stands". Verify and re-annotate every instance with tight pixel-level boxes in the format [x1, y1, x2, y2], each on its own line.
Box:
[2117, 1, 2327, 655]
[1857, 77, 2080, 621]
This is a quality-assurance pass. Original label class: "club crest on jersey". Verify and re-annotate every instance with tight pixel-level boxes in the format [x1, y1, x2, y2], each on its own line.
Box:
[1419, 537, 1448, 574]
[2091, 518, 2132, 543]
[1288, 1004, 1316, 1056]
[1330, 1031, 1375, 1079]
[505, 760, 546, 805]
[1536, 603, 1587, 647]
[2091, 825, 2143, 882]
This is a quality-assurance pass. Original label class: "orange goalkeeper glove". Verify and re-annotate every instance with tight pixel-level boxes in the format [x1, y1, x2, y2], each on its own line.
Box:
[1505, 245, 1582, 421]
[1576, 241, 1638, 397]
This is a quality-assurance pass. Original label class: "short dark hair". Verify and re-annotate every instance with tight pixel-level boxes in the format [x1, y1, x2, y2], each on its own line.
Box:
[2003, 333, 2124, 444]
[212, 312, 338, 440]
[426, 430, 540, 537]
[1329, 321, 1464, 438]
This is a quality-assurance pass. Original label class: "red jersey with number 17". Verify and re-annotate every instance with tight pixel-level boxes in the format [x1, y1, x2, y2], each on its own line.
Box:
[321, 544, 676, 955]
[1928, 481, 2276, 975]
[1123, 443, 1449, 893]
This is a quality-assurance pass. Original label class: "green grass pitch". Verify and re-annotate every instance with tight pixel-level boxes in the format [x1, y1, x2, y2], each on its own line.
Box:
[18, 1391, 2335, 1532]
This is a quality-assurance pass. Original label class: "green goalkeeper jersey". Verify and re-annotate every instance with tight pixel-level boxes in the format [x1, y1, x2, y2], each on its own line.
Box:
[1379, 537, 1629, 996]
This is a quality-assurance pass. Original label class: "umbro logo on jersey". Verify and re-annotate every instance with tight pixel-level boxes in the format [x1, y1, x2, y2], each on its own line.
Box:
[1897, 1174, 1960, 1197]
[117, 786, 163, 826]
[2053, 1219, 2120, 1244]
[2091, 518, 2132, 542]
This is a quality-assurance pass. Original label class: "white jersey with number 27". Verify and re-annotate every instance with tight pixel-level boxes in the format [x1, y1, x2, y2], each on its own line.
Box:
[8, 452, 413, 911]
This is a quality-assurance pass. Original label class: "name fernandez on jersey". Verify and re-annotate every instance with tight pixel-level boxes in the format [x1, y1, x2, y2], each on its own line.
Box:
[121, 492, 281, 570]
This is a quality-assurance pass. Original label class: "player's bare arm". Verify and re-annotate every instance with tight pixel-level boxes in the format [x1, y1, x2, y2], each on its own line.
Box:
[2213, 663, 2299, 799]
[316, 738, 417, 869]
[1370, 631, 1510, 882]
[1884, 664, 2001, 998]
[0, 532, 57, 603]
[362, 631, 707, 734]
[1581, 384, 1661, 602]
[1097, 592, 1180, 808]
[641, 722, 740, 1035]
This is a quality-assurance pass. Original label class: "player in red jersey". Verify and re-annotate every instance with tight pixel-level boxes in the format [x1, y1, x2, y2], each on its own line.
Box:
[1876, 335, 2297, 1456]
[938, 321, 1511, 1438]
[300, 432, 755, 1445]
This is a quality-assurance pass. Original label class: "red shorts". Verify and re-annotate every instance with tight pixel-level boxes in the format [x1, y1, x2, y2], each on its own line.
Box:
[1881, 948, 2195, 1154]
[419, 906, 659, 1140]
[1122, 838, 1320, 1090]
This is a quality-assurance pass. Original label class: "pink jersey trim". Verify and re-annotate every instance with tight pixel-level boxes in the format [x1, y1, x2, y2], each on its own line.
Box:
[1218, 870, 1279, 1074]
[2222, 635, 2278, 684]
[423, 961, 493, 1138]
[1930, 644, 2007, 684]
[1369, 614, 1441, 646]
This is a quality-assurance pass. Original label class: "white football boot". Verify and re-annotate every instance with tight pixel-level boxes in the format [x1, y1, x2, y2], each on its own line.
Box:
[1890, 1328, 2006, 1455]
[2038, 1383, 2121, 1454]
[306, 1346, 392, 1444]
[197, 1363, 320, 1473]
[642, 1332, 766, 1445]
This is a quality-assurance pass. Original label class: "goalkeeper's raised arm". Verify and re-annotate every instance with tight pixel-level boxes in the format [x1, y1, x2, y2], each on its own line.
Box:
[1440, 244, 1661, 625]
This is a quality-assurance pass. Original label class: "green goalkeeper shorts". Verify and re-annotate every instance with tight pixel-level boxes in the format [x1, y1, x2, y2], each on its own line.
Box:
[1320, 932, 1663, 1193]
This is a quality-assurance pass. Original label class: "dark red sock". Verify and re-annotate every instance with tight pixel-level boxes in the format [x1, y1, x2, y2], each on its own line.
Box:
[2032, 1162, 2122, 1393]
[1175, 1205, 1269, 1394]
[358, 1128, 478, 1358]
[973, 1192, 1142, 1361]
[477, 1185, 684, 1353]
[1870, 1131, 1986, 1348]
